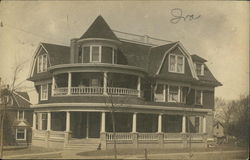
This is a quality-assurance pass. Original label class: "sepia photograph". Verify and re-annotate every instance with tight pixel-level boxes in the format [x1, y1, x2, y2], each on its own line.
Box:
[0, 0, 249, 159]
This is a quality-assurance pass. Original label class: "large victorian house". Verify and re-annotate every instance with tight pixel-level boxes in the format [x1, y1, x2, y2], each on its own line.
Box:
[28, 16, 221, 150]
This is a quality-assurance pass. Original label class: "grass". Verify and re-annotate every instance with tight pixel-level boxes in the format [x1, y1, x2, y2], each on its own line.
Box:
[3, 146, 62, 156]
[77, 144, 248, 157]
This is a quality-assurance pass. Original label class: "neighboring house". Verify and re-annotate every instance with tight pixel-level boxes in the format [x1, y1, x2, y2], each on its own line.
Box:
[28, 15, 222, 149]
[213, 121, 224, 138]
[0, 89, 33, 146]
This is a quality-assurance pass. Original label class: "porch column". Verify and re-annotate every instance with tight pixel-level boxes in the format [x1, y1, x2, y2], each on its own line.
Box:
[158, 114, 162, 133]
[203, 116, 206, 133]
[101, 112, 105, 133]
[86, 112, 89, 139]
[66, 111, 71, 132]
[33, 112, 36, 130]
[47, 112, 51, 131]
[163, 85, 166, 102]
[182, 115, 186, 133]
[103, 72, 108, 95]
[132, 113, 137, 133]
[137, 76, 141, 97]
[52, 75, 55, 96]
[67, 72, 72, 95]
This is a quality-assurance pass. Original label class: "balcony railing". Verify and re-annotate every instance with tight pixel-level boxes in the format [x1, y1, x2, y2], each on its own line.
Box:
[53, 86, 139, 97]
[71, 87, 104, 95]
[138, 133, 158, 141]
[107, 87, 138, 96]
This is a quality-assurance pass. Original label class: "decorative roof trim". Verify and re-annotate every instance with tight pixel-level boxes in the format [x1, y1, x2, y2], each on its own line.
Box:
[77, 38, 121, 44]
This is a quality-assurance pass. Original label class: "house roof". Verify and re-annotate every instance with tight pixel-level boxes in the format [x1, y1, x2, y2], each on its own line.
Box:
[148, 42, 178, 75]
[119, 40, 151, 69]
[191, 54, 207, 62]
[41, 43, 70, 66]
[80, 15, 120, 41]
[12, 91, 31, 108]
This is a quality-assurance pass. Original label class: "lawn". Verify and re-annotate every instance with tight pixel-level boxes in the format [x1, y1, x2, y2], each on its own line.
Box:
[77, 144, 248, 157]
[3, 146, 61, 156]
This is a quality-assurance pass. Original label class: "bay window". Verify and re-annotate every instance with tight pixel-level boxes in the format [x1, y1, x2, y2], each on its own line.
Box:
[169, 54, 185, 73]
[40, 84, 48, 100]
[195, 90, 203, 105]
[78, 45, 117, 64]
[37, 54, 47, 73]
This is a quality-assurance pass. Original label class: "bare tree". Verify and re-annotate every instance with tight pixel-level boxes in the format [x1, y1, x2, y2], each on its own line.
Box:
[0, 60, 26, 159]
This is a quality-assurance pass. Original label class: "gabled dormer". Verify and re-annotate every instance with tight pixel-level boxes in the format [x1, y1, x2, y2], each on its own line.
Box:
[191, 54, 207, 76]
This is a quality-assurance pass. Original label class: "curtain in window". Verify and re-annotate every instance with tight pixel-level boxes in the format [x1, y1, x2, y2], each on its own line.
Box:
[169, 86, 178, 102]
[169, 55, 176, 71]
[177, 56, 183, 72]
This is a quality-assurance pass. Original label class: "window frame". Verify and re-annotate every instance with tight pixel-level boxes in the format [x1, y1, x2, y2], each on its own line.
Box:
[16, 128, 26, 140]
[195, 89, 203, 105]
[194, 63, 204, 76]
[37, 54, 47, 73]
[40, 84, 48, 101]
[168, 54, 185, 74]
[168, 85, 179, 102]
[90, 45, 101, 62]
[17, 110, 25, 120]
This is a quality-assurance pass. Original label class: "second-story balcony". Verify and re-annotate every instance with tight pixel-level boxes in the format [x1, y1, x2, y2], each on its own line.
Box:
[52, 72, 142, 97]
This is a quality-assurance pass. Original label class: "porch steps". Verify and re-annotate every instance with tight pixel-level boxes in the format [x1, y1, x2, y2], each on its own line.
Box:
[64, 138, 101, 150]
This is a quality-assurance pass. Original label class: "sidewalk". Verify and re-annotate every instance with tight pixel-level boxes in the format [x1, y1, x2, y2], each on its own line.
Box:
[3, 151, 62, 159]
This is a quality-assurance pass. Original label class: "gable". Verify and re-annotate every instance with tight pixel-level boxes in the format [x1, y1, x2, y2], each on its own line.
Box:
[159, 47, 194, 81]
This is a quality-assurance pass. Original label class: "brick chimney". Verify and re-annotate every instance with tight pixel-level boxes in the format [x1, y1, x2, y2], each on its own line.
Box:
[70, 38, 79, 63]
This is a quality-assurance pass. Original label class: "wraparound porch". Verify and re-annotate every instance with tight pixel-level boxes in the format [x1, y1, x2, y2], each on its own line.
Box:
[32, 111, 209, 149]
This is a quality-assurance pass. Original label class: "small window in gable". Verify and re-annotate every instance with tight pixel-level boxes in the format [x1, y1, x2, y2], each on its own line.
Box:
[37, 54, 48, 73]
[194, 63, 204, 76]
[168, 54, 185, 73]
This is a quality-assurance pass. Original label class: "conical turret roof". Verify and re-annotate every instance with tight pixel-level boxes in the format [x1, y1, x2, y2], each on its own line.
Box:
[80, 15, 120, 41]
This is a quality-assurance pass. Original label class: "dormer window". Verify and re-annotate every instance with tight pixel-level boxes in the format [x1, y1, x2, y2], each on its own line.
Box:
[194, 63, 204, 76]
[78, 45, 117, 64]
[37, 54, 47, 73]
[169, 54, 185, 73]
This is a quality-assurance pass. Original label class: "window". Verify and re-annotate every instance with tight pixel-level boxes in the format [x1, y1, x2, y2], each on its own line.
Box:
[17, 110, 25, 120]
[195, 63, 204, 76]
[195, 90, 203, 105]
[168, 54, 185, 73]
[40, 84, 48, 100]
[37, 54, 47, 73]
[154, 84, 164, 102]
[41, 113, 47, 130]
[91, 46, 101, 62]
[168, 86, 179, 102]
[16, 128, 26, 140]
[90, 78, 100, 87]
[79, 45, 117, 64]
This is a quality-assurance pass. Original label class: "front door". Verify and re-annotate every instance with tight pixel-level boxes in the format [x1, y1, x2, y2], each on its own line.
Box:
[70, 112, 101, 139]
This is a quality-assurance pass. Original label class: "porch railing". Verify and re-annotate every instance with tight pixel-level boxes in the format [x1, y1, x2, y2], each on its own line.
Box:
[53, 87, 139, 97]
[33, 130, 46, 138]
[138, 133, 158, 141]
[107, 87, 138, 96]
[49, 131, 65, 139]
[106, 132, 133, 141]
[71, 87, 104, 95]
[54, 87, 68, 96]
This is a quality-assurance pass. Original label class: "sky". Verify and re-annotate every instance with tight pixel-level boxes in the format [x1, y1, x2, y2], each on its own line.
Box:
[0, 1, 249, 104]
